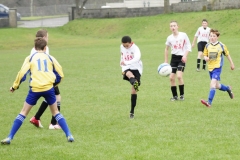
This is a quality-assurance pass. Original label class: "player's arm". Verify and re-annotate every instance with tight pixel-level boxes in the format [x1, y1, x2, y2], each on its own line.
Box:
[124, 47, 141, 65]
[51, 56, 64, 86]
[120, 52, 124, 66]
[192, 36, 197, 48]
[192, 29, 199, 48]
[223, 44, 234, 70]
[11, 56, 31, 92]
[164, 45, 169, 63]
[182, 35, 192, 63]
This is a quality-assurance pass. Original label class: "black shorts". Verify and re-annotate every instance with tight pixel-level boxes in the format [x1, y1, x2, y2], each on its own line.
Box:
[197, 41, 207, 52]
[170, 55, 185, 74]
[122, 69, 141, 86]
[54, 86, 60, 95]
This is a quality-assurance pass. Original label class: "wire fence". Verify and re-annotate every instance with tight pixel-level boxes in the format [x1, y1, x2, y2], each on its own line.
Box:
[17, 5, 72, 17]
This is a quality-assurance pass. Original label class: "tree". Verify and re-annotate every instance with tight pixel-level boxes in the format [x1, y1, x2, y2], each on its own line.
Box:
[75, 0, 88, 17]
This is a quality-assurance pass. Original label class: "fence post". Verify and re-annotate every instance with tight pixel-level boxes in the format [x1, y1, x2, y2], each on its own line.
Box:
[9, 8, 17, 28]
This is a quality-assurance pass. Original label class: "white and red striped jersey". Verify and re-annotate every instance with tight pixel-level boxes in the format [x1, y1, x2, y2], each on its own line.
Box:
[194, 26, 211, 43]
[30, 46, 49, 55]
[165, 32, 191, 56]
[120, 43, 143, 75]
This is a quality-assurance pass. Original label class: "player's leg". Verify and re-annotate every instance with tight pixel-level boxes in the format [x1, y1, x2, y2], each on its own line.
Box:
[29, 100, 47, 128]
[201, 70, 218, 107]
[44, 88, 74, 142]
[177, 62, 185, 100]
[216, 79, 234, 99]
[49, 87, 61, 129]
[197, 52, 202, 71]
[129, 70, 141, 119]
[170, 57, 178, 101]
[196, 42, 204, 71]
[124, 70, 139, 91]
[201, 42, 207, 70]
[1, 91, 40, 145]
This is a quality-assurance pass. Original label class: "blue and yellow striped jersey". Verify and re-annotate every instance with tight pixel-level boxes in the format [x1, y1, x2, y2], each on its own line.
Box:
[203, 41, 229, 71]
[12, 51, 64, 92]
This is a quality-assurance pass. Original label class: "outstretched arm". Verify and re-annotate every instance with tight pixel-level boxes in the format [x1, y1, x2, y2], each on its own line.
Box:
[164, 45, 169, 63]
[226, 55, 234, 70]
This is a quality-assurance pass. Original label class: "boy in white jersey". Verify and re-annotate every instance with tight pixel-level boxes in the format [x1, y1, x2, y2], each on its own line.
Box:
[192, 19, 211, 71]
[120, 36, 143, 119]
[29, 29, 62, 130]
[164, 21, 191, 101]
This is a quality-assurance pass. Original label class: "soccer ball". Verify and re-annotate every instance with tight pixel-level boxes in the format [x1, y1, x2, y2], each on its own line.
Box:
[157, 63, 172, 77]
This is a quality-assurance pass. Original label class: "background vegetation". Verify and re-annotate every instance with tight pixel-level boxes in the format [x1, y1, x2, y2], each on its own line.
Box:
[0, 9, 240, 160]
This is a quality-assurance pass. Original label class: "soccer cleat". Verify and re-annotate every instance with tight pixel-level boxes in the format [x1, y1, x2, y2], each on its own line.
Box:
[170, 96, 178, 101]
[179, 95, 184, 101]
[67, 135, 74, 142]
[49, 124, 61, 130]
[1, 137, 11, 145]
[196, 68, 200, 72]
[227, 86, 234, 99]
[133, 81, 139, 92]
[129, 113, 134, 119]
[30, 116, 43, 128]
[201, 99, 211, 108]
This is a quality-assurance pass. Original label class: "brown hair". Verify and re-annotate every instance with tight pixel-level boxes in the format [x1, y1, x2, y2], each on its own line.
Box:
[210, 29, 220, 37]
[170, 20, 178, 24]
[202, 19, 208, 22]
[36, 29, 48, 38]
[34, 37, 47, 50]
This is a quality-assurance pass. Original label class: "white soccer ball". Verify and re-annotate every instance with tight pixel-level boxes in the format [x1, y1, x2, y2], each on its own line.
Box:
[157, 63, 172, 77]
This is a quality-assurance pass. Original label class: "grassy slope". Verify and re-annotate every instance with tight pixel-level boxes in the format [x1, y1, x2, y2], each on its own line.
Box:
[0, 9, 240, 50]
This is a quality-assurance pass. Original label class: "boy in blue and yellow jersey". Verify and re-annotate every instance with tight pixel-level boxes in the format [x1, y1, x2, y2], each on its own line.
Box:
[201, 29, 234, 107]
[1, 38, 74, 145]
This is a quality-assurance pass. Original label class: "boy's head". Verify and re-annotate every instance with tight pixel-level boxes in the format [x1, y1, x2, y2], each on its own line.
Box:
[36, 29, 48, 42]
[122, 36, 132, 49]
[209, 29, 220, 43]
[202, 19, 208, 28]
[169, 21, 178, 33]
[35, 37, 47, 51]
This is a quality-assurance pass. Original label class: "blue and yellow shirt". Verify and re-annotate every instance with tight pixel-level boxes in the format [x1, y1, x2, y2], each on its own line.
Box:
[12, 51, 64, 92]
[203, 41, 229, 71]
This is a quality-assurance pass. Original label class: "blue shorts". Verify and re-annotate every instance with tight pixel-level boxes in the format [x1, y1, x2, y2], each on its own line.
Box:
[209, 67, 222, 81]
[26, 87, 56, 106]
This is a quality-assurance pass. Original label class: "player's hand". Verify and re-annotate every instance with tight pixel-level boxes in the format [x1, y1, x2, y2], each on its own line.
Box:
[120, 61, 126, 66]
[204, 57, 209, 62]
[10, 87, 15, 93]
[192, 43, 195, 48]
[230, 64, 235, 70]
[181, 56, 187, 63]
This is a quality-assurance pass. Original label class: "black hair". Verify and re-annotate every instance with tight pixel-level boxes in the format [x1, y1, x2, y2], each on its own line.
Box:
[202, 19, 208, 22]
[121, 36, 131, 43]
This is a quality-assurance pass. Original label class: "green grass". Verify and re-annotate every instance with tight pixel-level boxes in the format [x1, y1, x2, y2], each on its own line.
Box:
[1, 9, 240, 160]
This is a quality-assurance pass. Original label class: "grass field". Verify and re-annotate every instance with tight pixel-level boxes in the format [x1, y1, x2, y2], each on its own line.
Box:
[1, 9, 240, 160]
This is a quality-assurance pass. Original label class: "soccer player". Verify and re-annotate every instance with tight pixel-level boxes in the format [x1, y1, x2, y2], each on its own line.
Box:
[120, 36, 143, 119]
[192, 19, 211, 71]
[1, 37, 74, 145]
[164, 21, 191, 101]
[29, 29, 62, 129]
[200, 29, 234, 107]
